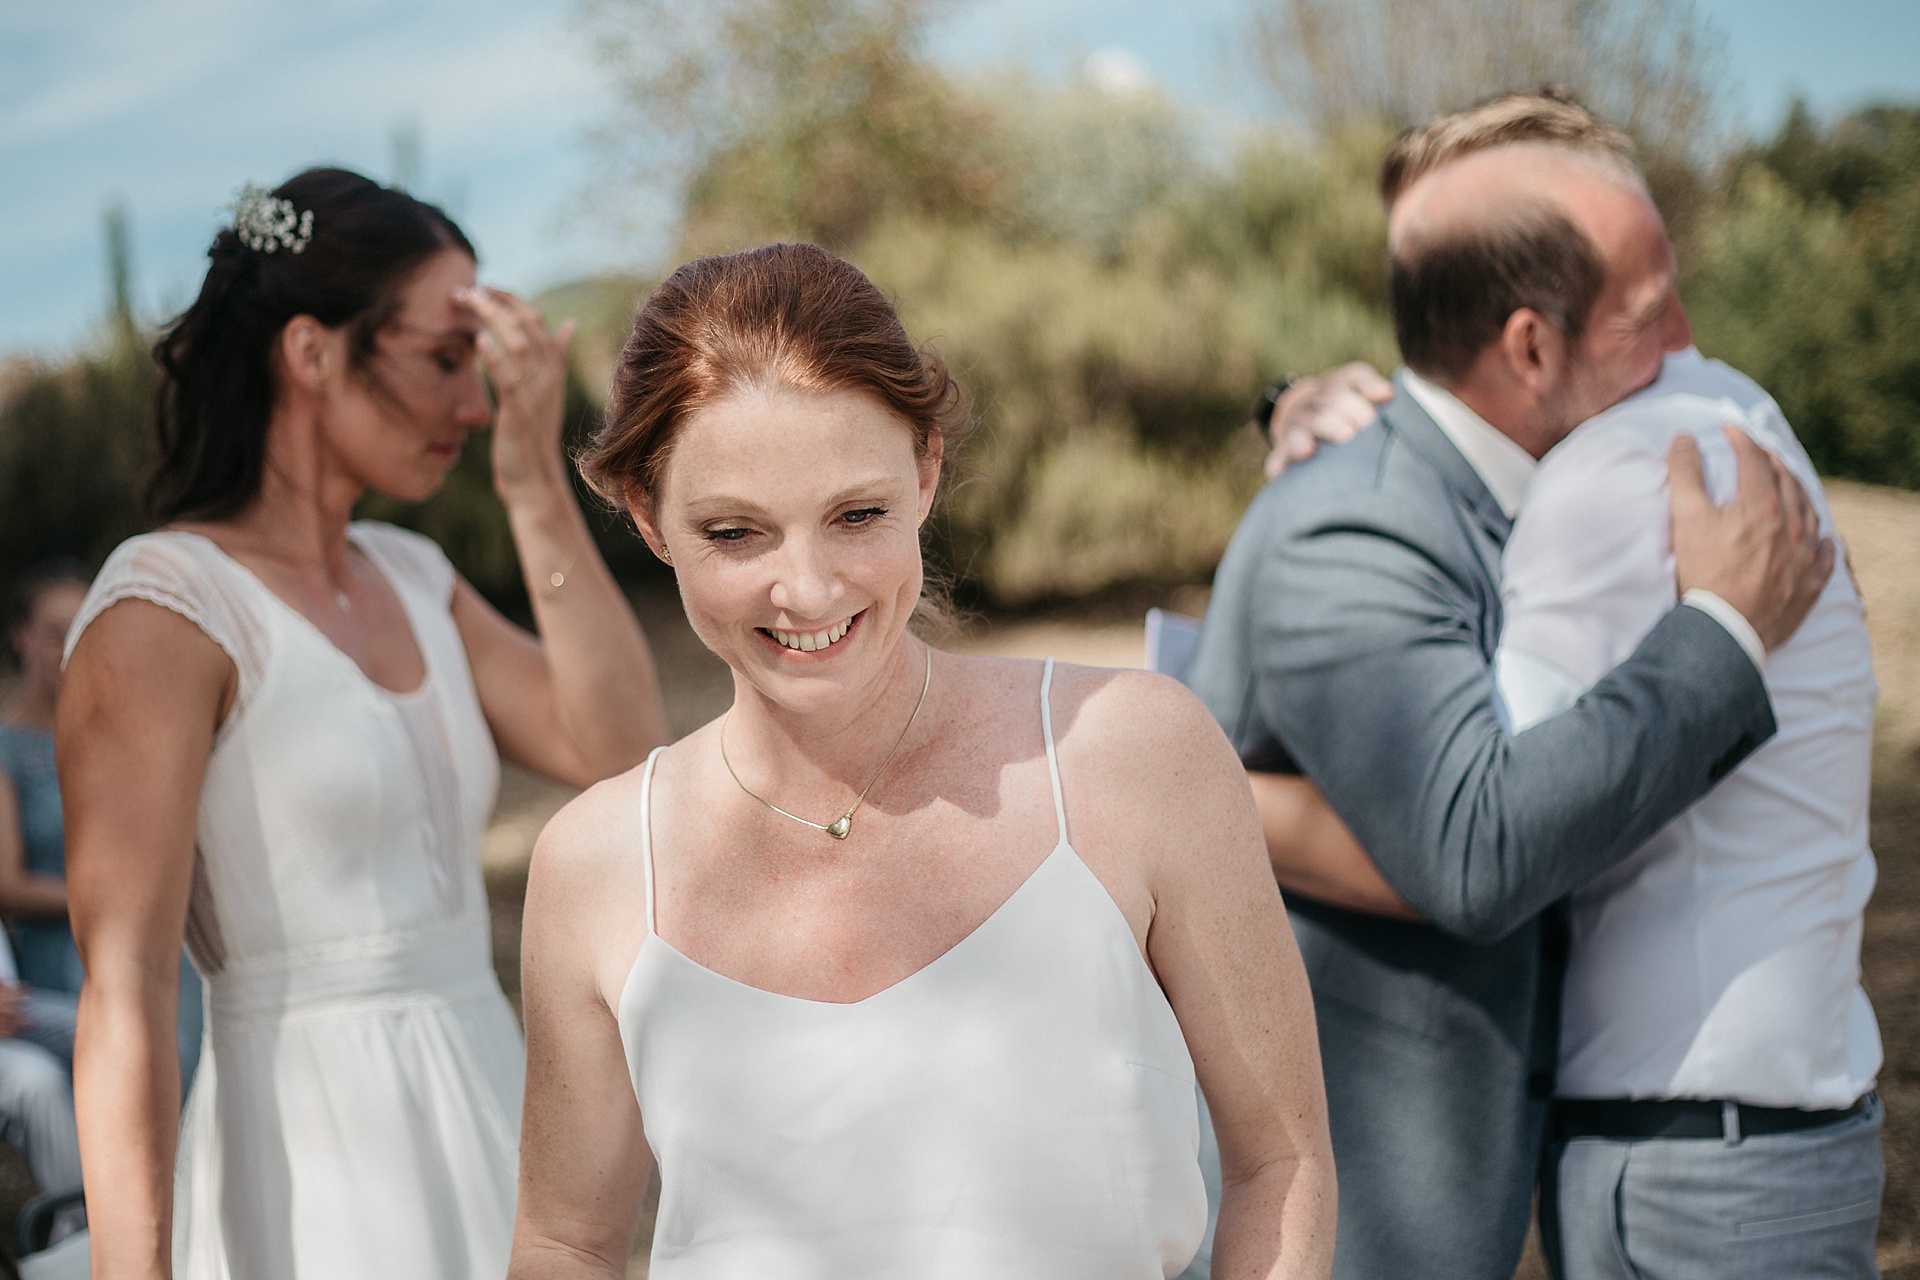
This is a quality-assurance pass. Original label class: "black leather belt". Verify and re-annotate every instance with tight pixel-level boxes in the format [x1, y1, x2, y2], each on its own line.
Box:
[1553, 1095, 1870, 1142]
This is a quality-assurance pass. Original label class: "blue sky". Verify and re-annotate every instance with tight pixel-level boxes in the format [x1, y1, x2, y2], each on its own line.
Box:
[4, 0, 1917, 358]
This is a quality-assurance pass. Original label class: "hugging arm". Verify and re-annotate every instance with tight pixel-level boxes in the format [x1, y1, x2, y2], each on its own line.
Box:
[1244, 419, 1829, 929]
[1262, 364, 1394, 480]
[1247, 773, 1415, 919]
[1254, 505, 1774, 944]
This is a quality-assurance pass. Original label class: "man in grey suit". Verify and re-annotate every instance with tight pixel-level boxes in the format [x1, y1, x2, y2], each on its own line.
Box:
[1186, 98, 1835, 1279]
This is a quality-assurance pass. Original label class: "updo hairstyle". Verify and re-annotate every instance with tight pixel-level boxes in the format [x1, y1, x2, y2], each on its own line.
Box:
[148, 167, 474, 524]
[578, 243, 970, 507]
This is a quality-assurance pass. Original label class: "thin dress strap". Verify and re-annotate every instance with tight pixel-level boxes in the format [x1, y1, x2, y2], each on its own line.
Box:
[639, 746, 667, 936]
[1039, 657, 1068, 846]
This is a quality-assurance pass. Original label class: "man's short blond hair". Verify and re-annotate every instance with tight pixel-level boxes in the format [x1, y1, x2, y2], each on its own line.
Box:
[1378, 87, 1641, 207]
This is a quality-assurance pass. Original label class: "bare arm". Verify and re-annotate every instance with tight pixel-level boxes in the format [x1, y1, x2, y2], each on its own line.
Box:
[509, 786, 656, 1278]
[455, 287, 668, 790]
[59, 600, 232, 1280]
[1069, 673, 1336, 1280]
[0, 772, 68, 919]
[1248, 772, 1416, 920]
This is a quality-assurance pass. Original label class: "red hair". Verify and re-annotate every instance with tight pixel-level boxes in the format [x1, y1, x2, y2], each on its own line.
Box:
[580, 243, 969, 504]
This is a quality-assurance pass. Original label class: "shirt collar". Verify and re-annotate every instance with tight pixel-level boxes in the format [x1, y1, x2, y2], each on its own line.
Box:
[1400, 368, 1536, 519]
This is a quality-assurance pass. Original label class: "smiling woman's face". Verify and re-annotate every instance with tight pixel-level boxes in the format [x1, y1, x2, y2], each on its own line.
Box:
[640, 384, 940, 715]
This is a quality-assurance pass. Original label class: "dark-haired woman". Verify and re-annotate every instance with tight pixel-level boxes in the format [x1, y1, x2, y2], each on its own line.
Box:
[59, 170, 669, 1279]
[509, 244, 1335, 1280]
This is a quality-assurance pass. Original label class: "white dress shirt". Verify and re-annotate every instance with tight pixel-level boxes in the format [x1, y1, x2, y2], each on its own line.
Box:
[1401, 368, 1536, 518]
[1495, 348, 1881, 1109]
[1402, 366, 1766, 677]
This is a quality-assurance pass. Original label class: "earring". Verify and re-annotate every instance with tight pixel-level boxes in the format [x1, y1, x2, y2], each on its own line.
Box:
[658, 544, 673, 565]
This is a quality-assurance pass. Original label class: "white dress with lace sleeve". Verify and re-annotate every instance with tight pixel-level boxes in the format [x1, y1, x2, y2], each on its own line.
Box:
[69, 521, 518, 1280]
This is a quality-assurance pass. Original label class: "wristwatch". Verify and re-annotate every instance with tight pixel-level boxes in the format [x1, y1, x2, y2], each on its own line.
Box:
[1252, 374, 1300, 443]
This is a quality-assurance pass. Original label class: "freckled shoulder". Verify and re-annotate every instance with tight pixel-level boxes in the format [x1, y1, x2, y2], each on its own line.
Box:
[527, 756, 658, 925]
[1044, 663, 1255, 842]
[1049, 663, 1230, 764]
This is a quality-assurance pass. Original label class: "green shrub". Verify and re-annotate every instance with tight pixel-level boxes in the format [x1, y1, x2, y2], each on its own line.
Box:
[0, 330, 152, 591]
[850, 203, 1394, 603]
[1688, 105, 1920, 488]
[4, 70, 1914, 611]
[0, 331, 655, 621]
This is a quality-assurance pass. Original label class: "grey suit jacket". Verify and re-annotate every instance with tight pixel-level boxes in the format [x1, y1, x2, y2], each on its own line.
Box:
[1187, 381, 1775, 1280]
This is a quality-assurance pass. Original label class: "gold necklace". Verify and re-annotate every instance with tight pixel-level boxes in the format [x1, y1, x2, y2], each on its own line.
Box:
[720, 643, 933, 840]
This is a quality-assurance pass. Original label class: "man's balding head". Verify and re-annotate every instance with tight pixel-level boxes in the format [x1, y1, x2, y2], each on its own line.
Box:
[1376, 92, 1691, 457]
[1388, 145, 1664, 383]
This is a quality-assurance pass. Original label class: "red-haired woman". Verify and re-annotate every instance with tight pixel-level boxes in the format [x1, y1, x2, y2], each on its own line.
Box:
[60, 170, 669, 1279]
[509, 243, 1335, 1280]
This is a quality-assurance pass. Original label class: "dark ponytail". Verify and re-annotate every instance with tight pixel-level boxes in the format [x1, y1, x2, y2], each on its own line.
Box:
[148, 167, 475, 523]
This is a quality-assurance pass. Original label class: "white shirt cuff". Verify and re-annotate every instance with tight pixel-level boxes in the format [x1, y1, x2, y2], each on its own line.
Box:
[1681, 589, 1767, 672]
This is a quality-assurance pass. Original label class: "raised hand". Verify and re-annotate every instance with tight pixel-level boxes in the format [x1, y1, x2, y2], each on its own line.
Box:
[1669, 427, 1835, 652]
[1264, 361, 1395, 479]
[444, 285, 671, 786]
[457, 285, 578, 502]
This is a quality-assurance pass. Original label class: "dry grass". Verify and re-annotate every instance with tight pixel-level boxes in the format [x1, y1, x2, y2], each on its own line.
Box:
[1831, 480, 1920, 1278]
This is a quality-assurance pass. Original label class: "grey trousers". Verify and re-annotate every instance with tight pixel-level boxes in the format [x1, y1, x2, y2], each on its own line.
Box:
[1543, 1095, 1884, 1280]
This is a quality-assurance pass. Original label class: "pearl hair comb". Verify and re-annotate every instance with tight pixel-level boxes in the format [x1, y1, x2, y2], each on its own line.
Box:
[227, 184, 314, 255]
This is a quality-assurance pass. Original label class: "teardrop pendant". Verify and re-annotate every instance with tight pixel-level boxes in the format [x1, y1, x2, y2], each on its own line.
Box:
[826, 814, 852, 840]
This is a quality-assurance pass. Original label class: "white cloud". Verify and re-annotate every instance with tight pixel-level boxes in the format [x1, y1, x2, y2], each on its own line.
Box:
[1084, 46, 1155, 97]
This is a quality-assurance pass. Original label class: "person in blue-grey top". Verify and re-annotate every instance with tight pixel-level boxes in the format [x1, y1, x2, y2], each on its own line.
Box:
[1, 561, 92, 994]
[1, 560, 204, 1080]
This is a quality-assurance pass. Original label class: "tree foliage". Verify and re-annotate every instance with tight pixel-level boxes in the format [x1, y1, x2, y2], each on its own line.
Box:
[1687, 104, 1920, 488]
[588, 0, 1006, 250]
[579, 0, 1402, 602]
[1248, 0, 1729, 158]
[0, 333, 152, 593]
[2, 8, 1913, 609]
[1246, 0, 1731, 237]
